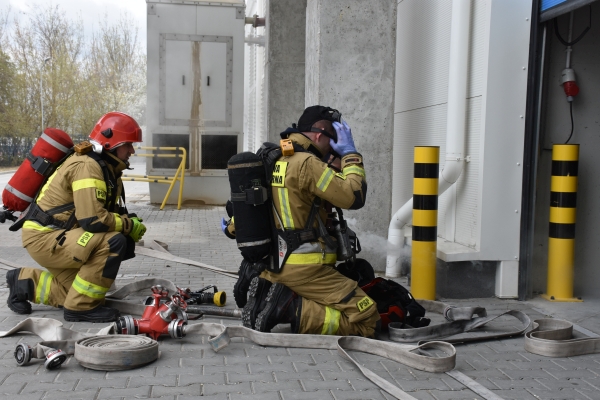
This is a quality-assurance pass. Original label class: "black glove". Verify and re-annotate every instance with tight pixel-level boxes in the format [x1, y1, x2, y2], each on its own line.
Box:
[225, 201, 234, 218]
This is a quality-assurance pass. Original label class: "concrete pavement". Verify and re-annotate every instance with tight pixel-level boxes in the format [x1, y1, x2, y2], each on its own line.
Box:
[0, 171, 599, 399]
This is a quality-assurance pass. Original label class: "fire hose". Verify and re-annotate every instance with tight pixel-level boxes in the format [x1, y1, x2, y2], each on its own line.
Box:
[0, 251, 597, 400]
[3, 280, 243, 373]
[2, 312, 599, 400]
[0, 316, 456, 400]
[1, 276, 599, 400]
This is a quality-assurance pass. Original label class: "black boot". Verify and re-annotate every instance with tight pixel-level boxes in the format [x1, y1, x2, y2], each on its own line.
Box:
[6, 269, 32, 315]
[254, 283, 302, 333]
[233, 260, 263, 308]
[242, 277, 272, 329]
[64, 304, 120, 323]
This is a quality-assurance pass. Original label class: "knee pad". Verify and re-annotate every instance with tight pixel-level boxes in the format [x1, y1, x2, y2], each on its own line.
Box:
[108, 234, 128, 258]
[102, 234, 127, 280]
[340, 290, 356, 303]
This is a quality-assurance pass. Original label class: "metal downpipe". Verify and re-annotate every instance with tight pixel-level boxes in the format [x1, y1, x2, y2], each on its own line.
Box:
[386, 0, 471, 277]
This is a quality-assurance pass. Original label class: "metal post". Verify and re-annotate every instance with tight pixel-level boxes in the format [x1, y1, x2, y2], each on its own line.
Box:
[40, 69, 43, 131]
[542, 144, 582, 302]
[411, 146, 439, 300]
[40, 57, 51, 131]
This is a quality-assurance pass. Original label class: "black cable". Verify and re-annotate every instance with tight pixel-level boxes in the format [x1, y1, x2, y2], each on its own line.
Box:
[554, 5, 592, 47]
[565, 101, 574, 144]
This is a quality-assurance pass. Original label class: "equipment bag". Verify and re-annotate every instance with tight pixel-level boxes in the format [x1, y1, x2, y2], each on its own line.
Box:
[361, 277, 430, 330]
[336, 258, 430, 330]
[2, 128, 73, 212]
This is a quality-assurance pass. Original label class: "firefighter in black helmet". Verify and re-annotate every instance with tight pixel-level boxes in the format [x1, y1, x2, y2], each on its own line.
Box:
[225, 106, 379, 337]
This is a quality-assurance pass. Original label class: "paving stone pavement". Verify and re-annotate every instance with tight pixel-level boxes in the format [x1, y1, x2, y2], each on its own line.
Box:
[0, 195, 599, 400]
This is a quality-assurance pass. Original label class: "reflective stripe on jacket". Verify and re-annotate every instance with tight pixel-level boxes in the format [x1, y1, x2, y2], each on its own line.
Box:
[272, 133, 367, 264]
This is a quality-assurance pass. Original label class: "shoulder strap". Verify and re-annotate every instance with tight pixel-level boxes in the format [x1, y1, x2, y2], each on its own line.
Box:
[304, 197, 336, 250]
[27, 148, 74, 178]
[86, 152, 119, 211]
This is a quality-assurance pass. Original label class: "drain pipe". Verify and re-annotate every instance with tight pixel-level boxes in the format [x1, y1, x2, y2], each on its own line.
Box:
[386, 0, 471, 277]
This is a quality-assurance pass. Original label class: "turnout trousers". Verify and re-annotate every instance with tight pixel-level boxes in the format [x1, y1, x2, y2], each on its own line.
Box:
[262, 262, 380, 338]
[20, 227, 128, 311]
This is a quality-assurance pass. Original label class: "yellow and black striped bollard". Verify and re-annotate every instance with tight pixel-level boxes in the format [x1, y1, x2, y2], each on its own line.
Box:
[542, 144, 582, 302]
[411, 146, 439, 300]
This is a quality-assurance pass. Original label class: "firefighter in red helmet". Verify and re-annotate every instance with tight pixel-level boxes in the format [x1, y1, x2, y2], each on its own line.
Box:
[6, 112, 146, 322]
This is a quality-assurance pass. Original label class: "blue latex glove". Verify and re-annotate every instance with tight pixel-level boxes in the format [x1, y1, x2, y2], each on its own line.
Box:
[331, 121, 357, 157]
[221, 217, 235, 239]
[221, 217, 228, 234]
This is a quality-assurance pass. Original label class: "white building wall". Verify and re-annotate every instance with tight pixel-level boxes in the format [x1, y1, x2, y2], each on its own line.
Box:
[393, 0, 487, 250]
[392, 0, 532, 276]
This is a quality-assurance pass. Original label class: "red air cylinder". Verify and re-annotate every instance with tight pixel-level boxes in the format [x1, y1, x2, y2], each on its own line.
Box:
[2, 128, 73, 211]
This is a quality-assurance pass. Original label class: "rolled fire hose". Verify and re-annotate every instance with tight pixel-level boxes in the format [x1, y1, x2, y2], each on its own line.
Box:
[2, 318, 158, 371]
[75, 336, 158, 371]
[524, 318, 600, 357]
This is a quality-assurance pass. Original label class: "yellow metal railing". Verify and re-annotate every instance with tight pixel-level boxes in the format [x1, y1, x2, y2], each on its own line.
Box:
[122, 146, 187, 210]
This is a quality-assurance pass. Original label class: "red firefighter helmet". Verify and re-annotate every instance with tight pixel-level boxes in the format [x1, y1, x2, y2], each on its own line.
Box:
[89, 112, 142, 152]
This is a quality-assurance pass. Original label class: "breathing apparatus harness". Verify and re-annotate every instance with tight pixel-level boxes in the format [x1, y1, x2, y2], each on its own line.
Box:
[9, 142, 126, 234]
[228, 128, 358, 273]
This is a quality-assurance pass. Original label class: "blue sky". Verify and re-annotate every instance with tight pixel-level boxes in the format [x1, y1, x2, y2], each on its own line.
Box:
[0, 0, 147, 49]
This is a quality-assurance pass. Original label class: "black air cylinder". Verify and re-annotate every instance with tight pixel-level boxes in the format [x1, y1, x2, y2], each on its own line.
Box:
[227, 152, 272, 262]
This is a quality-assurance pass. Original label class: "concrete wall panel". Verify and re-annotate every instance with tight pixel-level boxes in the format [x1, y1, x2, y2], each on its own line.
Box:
[306, 0, 397, 270]
[268, 61, 306, 136]
[265, 0, 307, 142]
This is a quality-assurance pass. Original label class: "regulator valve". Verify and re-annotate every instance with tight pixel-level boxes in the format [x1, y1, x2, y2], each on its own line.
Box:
[115, 285, 188, 340]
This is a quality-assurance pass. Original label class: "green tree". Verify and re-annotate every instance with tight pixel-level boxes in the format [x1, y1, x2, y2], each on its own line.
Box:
[85, 13, 146, 128]
[9, 5, 85, 136]
[0, 3, 146, 165]
[0, 7, 33, 165]
[0, 50, 16, 136]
